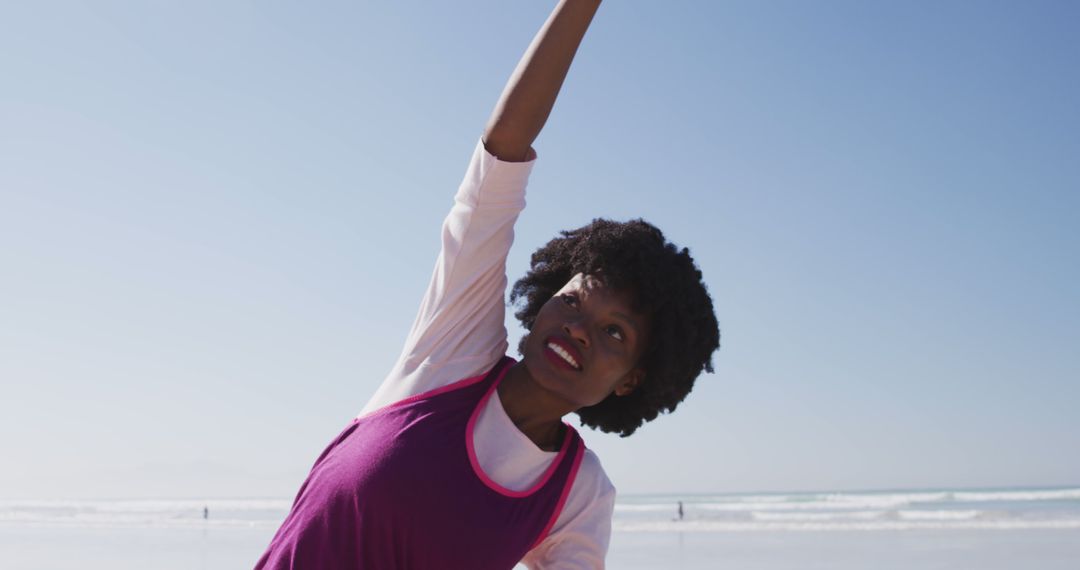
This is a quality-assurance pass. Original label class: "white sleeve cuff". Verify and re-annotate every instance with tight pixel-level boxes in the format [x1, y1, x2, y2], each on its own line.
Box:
[456, 138, 536, 207]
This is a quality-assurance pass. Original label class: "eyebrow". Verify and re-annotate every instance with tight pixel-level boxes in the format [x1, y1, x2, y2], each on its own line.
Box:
[611, 311, 641, 334]
[574, 283, 642, 335]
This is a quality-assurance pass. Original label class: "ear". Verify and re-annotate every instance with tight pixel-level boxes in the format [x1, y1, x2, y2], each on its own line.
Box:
[613, 368, 645, 397]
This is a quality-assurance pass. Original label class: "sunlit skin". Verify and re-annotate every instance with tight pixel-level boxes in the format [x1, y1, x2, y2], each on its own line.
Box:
[482, 0, 614, 452]
[498, 273, 651, 451]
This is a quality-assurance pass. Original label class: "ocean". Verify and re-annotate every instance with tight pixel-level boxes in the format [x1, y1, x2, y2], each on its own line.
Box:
[2, 486, 1078, 568]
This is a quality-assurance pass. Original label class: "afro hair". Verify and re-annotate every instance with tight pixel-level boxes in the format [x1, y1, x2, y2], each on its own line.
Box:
[510, 218, 720, 437]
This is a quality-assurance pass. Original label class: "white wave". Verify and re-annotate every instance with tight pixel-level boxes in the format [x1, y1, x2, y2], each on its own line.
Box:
[613, 518, 1080, 533]
[594, 488, 1080, 516]
[0, 508, 281, 530]
[5, 489, 1076, 531]
[0, 498, 290, 530]
[751, 511, 886, 522]
[695, 498, 925, 512]
[0, 499, 291, 512]
[0, 515, 279, 530]
[897, 510, 981, 521]
[951, 489, 1080, 502]
[819, 492, 951, 507]
[614, 504, 680, 513]
[685, 494, 800, 504]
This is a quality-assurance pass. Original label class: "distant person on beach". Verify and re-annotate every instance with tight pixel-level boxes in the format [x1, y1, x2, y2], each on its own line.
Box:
[678, 501, 684, 521]
[254, 1, 719, 568]
[203, 506, 209, 520]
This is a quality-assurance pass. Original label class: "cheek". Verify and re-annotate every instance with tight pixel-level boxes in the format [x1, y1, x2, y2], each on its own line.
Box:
[582, 378, 620, 407]
[598, 341, 634, 369]
[532, 300, 561, 326]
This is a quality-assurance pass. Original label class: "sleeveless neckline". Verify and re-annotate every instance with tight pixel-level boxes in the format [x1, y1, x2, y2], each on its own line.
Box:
[466, 357, 578, 498]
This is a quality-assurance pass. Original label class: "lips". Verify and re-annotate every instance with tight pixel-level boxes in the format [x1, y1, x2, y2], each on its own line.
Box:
[544, 335, 583, 372]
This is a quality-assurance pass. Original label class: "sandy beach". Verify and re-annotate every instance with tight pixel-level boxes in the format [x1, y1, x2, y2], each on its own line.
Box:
[3, 525, 1079, 570]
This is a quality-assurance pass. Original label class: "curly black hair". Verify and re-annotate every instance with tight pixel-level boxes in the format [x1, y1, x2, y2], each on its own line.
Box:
[510, 218, 720, 437]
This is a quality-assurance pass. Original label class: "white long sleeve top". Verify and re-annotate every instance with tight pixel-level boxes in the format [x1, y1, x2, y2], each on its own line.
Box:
[359, 139, 614, 569]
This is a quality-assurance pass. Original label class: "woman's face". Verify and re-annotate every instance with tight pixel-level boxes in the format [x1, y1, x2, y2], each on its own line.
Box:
[521, 273, 650, 411]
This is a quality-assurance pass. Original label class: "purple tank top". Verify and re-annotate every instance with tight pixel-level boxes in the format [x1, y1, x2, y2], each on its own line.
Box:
[254, 357, 586, 570]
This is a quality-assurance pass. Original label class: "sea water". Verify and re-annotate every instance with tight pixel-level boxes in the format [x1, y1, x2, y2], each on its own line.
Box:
[2, 487, 1078, 569]
[613, 487, 1080, 532]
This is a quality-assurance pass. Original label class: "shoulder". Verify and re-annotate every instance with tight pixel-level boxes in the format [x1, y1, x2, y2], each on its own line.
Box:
[521, 448, 615, 569]
[556, 446, 616, 530]
[573, 448, 616, 504]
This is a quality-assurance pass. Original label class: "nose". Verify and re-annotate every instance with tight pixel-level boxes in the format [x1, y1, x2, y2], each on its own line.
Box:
[563, 318, 590, 349]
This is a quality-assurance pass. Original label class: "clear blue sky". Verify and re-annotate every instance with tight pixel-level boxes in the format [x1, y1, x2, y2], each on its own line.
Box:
[2, 0, 1077, 500]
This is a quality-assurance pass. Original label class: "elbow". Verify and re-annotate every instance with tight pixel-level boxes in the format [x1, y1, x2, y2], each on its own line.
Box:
[482, 124, 537, 163]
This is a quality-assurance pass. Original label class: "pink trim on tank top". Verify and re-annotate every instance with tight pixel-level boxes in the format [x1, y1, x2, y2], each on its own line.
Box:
[355, 370, 490, 422]
[466, 364, 575, 498]
[529, 442, 586, 550]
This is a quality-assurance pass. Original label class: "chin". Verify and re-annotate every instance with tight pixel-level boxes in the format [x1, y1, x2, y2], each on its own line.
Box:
[521, 343, 551, 383]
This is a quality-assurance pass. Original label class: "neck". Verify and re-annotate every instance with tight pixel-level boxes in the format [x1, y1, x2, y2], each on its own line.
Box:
[497, 361, 571, 452]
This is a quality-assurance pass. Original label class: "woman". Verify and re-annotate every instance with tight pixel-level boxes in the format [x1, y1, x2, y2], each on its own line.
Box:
[255, 1, 719, 568]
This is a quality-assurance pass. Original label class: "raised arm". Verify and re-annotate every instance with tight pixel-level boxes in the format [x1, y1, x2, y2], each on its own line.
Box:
[483, 0, 602, 162]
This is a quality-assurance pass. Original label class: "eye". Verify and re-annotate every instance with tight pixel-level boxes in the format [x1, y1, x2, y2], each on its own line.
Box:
[605, 325, 624, 342]
[560, 294, 578, 307]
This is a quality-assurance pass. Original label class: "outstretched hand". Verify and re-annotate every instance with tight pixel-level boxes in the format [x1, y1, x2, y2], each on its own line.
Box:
[483, 0, 603, 162]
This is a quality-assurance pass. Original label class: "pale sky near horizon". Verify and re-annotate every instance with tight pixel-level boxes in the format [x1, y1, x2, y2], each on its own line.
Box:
[2, 0, 1078, 500]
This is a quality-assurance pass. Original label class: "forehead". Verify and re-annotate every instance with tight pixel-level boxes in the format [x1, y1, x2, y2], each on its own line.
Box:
[560, 273, 652, 346]
[561, 273, 638, 308]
